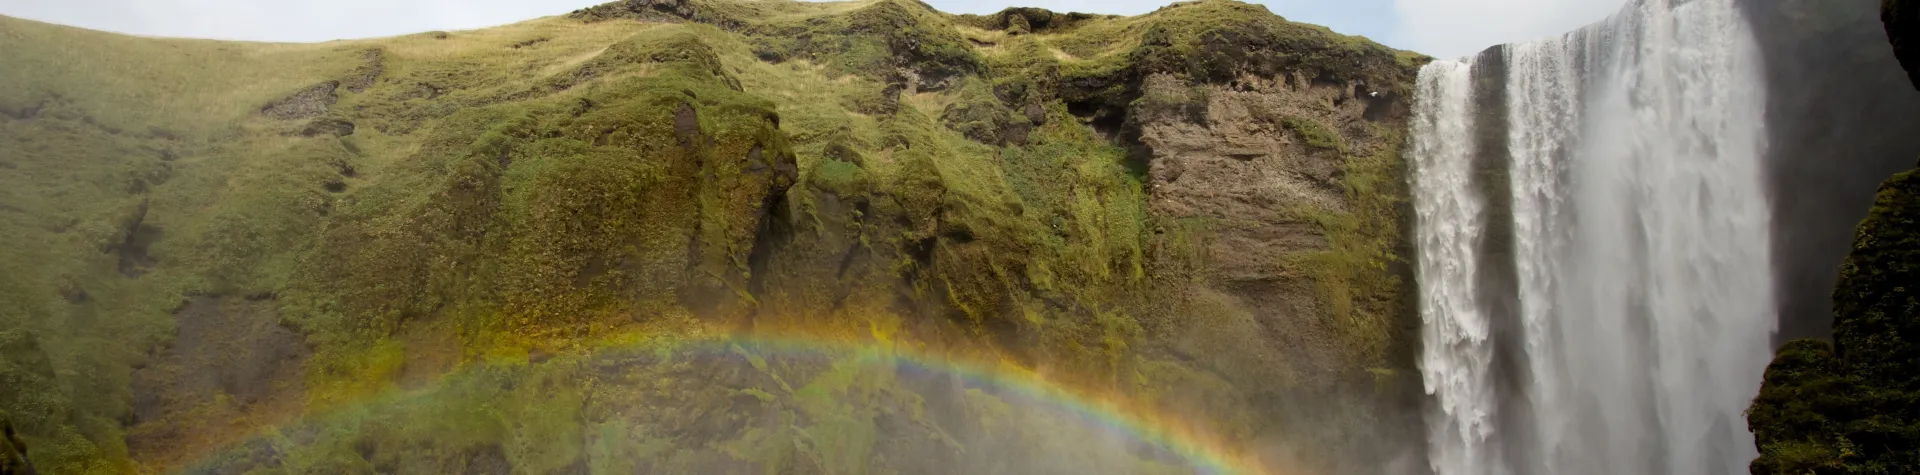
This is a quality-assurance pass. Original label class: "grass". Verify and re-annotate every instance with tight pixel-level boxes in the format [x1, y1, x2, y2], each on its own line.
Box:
[0, 16, 356, 136]
[0, 0, 1422, 472]
[182, 340, 1209, 473]
[1284, 116, 1348, 152]
[1286, 125, 1409, 366]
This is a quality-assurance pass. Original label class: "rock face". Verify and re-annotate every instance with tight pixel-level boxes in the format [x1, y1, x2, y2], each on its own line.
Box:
[1748, 169, 1920, 474]
[1742, 0, 1920, 341]
[1745, 4, 1920, 472]
[342, 49, 384, 93]
[260, 81, 339, 120]
[0, 1, 1424, 473]
[1130, 45, 1420, 457]
[1887, 0, 1920, 88]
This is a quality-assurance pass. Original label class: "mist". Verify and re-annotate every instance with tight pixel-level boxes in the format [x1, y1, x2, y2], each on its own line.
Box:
[1740, 0, 1920, 342]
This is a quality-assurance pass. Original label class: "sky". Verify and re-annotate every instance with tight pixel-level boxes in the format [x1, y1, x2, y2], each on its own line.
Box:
[0, 0, 1625, 60]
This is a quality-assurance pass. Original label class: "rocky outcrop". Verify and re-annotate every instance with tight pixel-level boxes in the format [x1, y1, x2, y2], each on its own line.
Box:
[1139, 68, 1403, 375]
[958, 7, 1113, 35]
[569, 0, 748, 30]
[1748, 169, 1920, 474]
[342, 49, 384, 93]
[1746, 6, 1920, 473]
[1743, 0, 1920, 341]
[0, 2, 1425, 473]
[260, 81, 338, 120]
[1887, 0, 1920, 88]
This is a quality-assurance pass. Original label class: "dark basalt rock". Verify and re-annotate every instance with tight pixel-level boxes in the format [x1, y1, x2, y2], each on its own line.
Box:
[1887, 0, 1920, 89]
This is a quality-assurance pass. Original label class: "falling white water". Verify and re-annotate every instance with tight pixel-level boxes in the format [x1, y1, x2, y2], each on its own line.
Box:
[1412, 0, 1777, 473]
[1412, 59, 1507, 475]
[1506, 36, 1581, 475]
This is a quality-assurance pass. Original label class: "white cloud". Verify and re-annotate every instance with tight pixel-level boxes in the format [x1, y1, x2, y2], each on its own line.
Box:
[1392, 0, 1625, 59]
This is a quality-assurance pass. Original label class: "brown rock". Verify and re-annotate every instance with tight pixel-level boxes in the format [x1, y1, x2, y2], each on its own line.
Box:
[260, 81, 339, 120]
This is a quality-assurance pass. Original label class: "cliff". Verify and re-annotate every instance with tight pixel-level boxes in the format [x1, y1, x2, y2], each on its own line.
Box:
[1745, 2, 1920, 472]
[0, 1, 1426, 473]
[1741, 0, 1920, 342]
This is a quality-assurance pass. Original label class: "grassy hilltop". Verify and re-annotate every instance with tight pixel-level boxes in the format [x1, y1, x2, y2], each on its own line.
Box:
[0, 0, 1427, 473]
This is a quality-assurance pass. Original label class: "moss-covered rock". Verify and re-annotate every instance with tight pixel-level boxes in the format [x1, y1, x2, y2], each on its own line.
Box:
[288, 30, 796, 338]
[0, 1, 1422, 472]
[1748, 11, 1920, 474]
[748, 0, 980, 88]
[0, 418, 33, 475]
[957, 7, 1111, 35]
[1132, 1, 1403, 87]
[1749, 170, 1920, 474]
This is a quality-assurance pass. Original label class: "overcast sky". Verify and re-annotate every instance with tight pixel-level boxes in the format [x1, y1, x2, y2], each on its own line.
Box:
[0, 0, 1624, 59]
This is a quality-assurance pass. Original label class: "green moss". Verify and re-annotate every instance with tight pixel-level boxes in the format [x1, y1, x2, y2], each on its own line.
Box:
[1284, 116, 1349, 153]
[748, 0, 981, 83]
[1286, 126, 1408, 365]
[1750, 169, 1920, 474]
[1130, 0, 1400, 85]
[938, 78, 1030, 145]
[281, 27, 798, 343]
[809, 157, 872, 197]
[0, 1, 1428, 471]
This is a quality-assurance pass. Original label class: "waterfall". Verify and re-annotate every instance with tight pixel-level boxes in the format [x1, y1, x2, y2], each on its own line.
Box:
[1411, 0, 1776, 474]
[1413, 59, 1505, 475]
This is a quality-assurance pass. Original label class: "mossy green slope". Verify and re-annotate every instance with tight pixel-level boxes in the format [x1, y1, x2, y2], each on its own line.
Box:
[0, 1, 1423, 473]
[1748, 169, 1920, 475]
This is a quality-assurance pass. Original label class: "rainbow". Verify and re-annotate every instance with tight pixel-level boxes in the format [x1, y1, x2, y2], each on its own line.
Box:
[188, 328, 1281, 475]
[670, 334, 1274, 475]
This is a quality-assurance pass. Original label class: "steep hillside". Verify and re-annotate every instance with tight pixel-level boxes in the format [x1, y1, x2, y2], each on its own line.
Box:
[0, 1, 1425, 473]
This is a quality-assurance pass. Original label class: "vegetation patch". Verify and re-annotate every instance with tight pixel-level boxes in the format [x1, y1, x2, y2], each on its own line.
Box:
[1284, 116, 1348, 152]
[0, 1, 1421, 472]
[1750, 169, 1920, 474]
